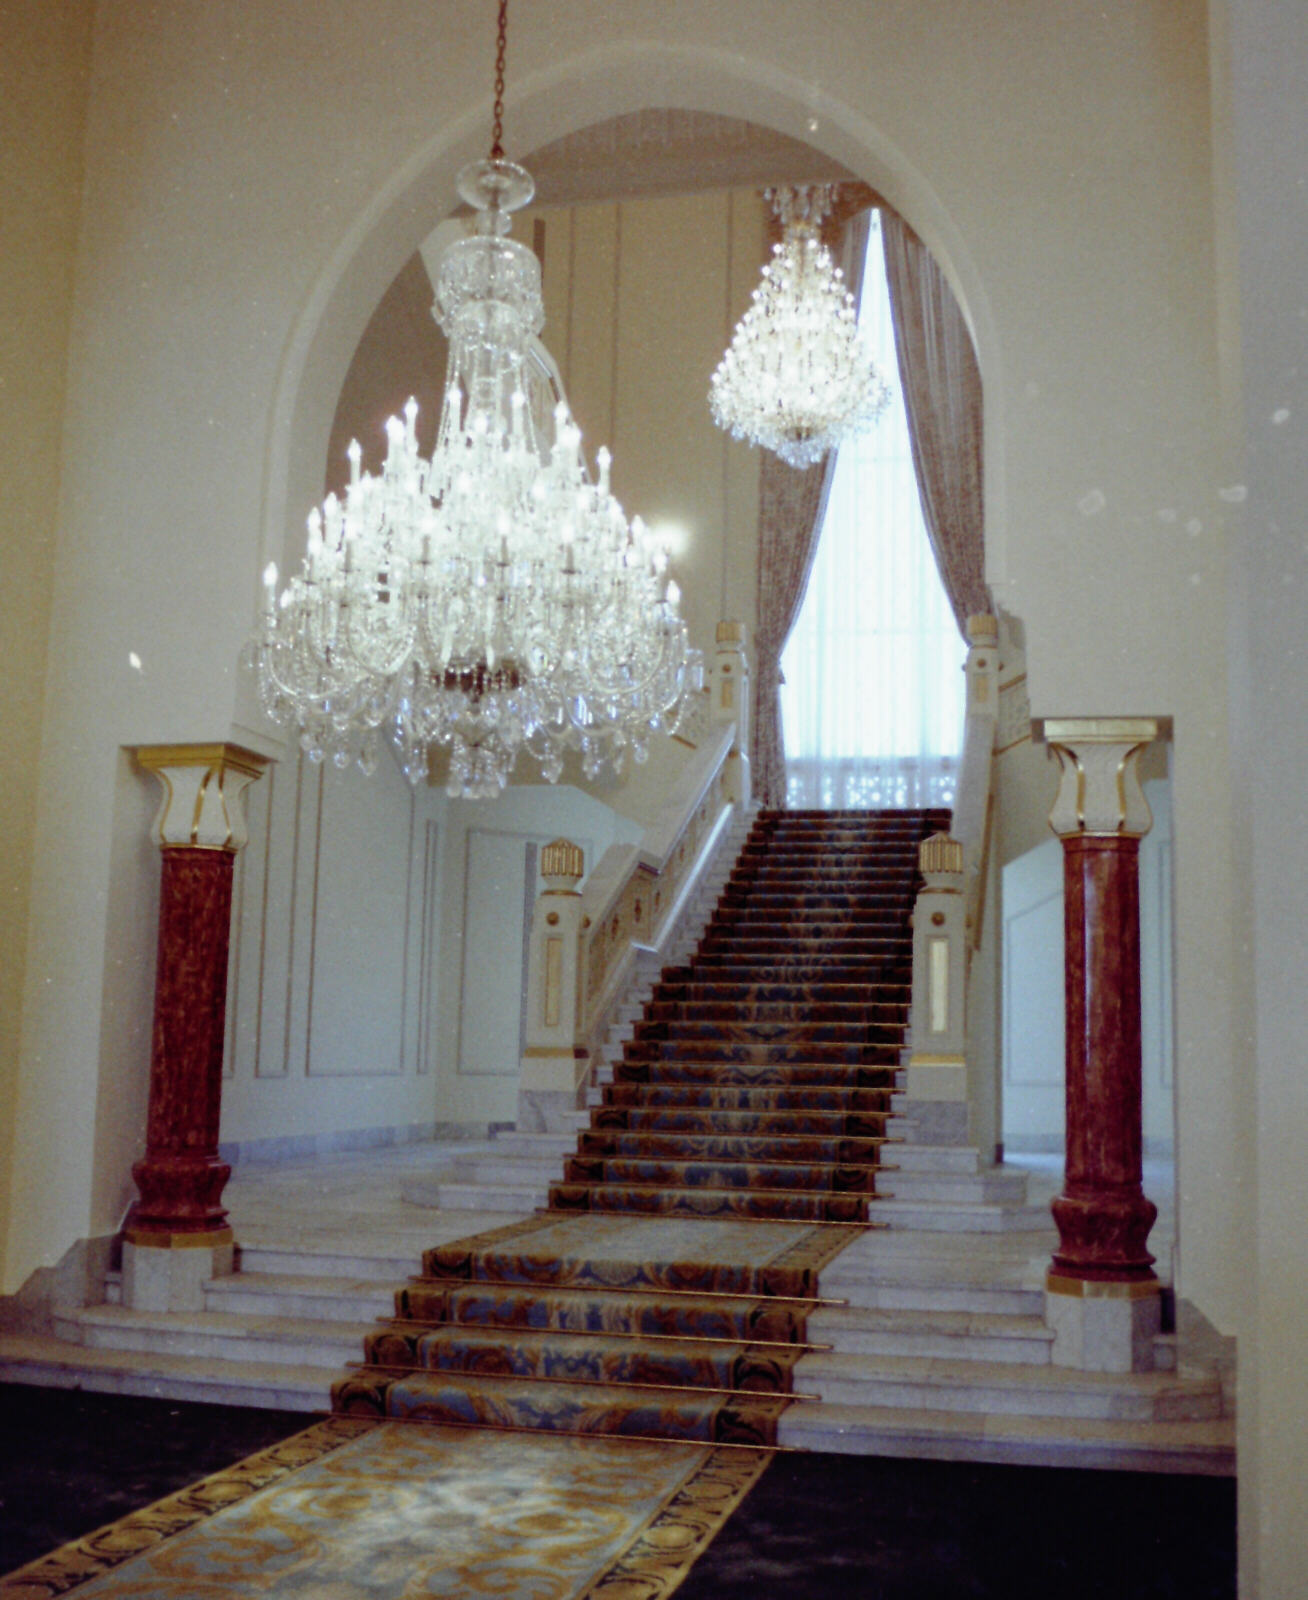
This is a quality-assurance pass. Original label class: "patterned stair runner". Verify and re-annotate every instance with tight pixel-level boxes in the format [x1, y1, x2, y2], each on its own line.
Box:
[333, 807, 949, 1446]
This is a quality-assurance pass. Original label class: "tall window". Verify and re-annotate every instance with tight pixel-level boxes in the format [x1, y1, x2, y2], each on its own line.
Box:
[780, 212, 965, 811]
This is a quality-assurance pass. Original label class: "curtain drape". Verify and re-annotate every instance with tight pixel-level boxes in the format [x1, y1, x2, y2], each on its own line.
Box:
[750, 208, 873, 810]
[780, 211, 965, 812]
[880, 211, 990, 633]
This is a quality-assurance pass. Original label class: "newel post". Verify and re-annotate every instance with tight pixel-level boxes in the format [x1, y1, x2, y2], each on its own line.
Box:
[518, 839, 588, 1134]
[124, 742, 268, 1310]
[904, 833, 970, 1145]
[1037, 716, 1164, 1372]
[710, 619, 751, 804]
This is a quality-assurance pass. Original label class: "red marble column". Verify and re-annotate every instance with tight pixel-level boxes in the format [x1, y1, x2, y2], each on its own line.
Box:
[1052, 834, 1157, 1282]
[127, 847, 237, 1239]
[125, 745, 267, 1260]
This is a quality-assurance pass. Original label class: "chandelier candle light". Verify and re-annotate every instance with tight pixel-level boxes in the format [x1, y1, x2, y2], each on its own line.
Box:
[249, 2, 699, 799]
[710, 185, 891, 468]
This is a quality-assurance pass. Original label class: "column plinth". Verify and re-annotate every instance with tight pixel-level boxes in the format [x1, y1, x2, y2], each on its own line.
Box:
[123, 743, 267, 1309]
[1036, 718, 1166, 1371]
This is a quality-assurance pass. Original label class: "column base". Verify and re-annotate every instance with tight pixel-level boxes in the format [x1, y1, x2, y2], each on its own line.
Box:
[1045, 1273, 1161, 1372]
[122, 1227, 234, 1312]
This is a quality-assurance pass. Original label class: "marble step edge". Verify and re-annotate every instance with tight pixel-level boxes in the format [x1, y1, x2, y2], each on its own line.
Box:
[874, 1172, 1030, 1202]
[776, 1400, 1237, 1476]
[54, 1305, 372, 1368]
[0, 1332, 333, 1412]
[793, 1349, 1223, 1421]
[874, 1198, 1053, 1232]
[487, 1132, 582, 1156]
[806, 1303, 1055, 1344]
[235, 1243, 433, 1280]
[814, 1280, 1046, 1317]
[437, 1157, 568, 1183]
[425, 1181, 552, 1211]
[204, 1270, 403, 1319]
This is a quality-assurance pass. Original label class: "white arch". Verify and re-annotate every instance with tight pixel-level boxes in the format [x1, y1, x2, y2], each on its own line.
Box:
[258, 38, 1005, 593]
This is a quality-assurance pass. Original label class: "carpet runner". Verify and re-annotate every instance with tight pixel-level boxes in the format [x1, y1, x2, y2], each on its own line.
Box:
[0, 1419, 769, 1598]
[332, 808, 948, 1447]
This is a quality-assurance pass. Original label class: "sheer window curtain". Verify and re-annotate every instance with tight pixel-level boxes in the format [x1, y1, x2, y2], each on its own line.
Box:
[780, 211, 966, 811]
[750, 208, 872, 811]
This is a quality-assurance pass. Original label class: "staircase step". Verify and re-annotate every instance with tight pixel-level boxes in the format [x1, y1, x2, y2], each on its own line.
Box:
[548, 1181, 874, 1224]
[204, 1270, 399, 1323]
[562, 1155, 880, 1193]
[777, 1399, 1236, 1475]
[395, 1280, 822, 1345]
[612, 1060, 898, 1088]
[423, 1179, 551, 1211]
[805, 1304, 1055, 1364]
[874, 1198, 1053, 1233]
[579, 1131, 891, 1164]
[0, 1332, 332, 1412]
[875, 1169, 1031, 1204]
[332, 1365, 796, 1446]
[603, 1084, 894, 1110]
[53, 1304, 371, 1369]
[592, 1106, 892, 1137]
[792, 1349, 1224, 1422]
[363, 1322, 811, 1393]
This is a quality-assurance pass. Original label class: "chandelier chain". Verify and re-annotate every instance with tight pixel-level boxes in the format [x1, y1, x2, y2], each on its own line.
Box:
[490, 0, 508, 159]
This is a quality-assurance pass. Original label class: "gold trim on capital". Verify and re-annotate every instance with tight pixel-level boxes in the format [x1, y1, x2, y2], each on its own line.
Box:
[1036, 717, 1167, 746]
[134, 742, 270, 781]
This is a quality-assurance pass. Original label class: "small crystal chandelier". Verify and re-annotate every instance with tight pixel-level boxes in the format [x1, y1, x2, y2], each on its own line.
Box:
[249, 2, 699, 799]
[709, 185, 892, 468]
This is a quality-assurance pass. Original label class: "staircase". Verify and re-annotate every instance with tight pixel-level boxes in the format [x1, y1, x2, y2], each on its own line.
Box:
[3, 805, 1233, 1473]
[552, 807, 948, 1223]
[326, 808, 952, 1442]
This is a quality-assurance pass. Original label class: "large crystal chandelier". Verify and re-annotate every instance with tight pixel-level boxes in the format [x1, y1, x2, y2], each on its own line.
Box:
[248, 3, 699, 799]
[709, 185, 892, 468]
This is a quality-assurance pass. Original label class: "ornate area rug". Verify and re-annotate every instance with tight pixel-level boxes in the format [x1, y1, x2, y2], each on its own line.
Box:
[0, 1417, 769, 1599]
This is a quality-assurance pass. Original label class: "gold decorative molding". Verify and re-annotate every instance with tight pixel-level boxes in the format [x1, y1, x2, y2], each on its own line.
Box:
[1035, 718, 1168, 839]
[715, 618, 746, 645]
[1046, 1273, 1160, 1300]
[133, 742, 270, 852]
[965, 613, 999, 647]
[540, 837, 584, 886]
[919, 833, 965, 875]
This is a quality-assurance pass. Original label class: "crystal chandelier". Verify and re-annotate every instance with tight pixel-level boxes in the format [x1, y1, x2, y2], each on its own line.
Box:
[248, 3, 699, 799]
[709, 185, 892, 468]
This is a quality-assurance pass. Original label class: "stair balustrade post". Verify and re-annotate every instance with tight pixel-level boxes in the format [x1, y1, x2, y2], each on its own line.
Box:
[518, 839, 588, 1134]
[123, 742, 268, 1310]
[1037, 717, 1164, 1372]
[710, 619, 751, 805]
[904, 834, 970, 1145]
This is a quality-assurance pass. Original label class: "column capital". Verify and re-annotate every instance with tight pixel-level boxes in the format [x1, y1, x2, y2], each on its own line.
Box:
[133, 742, 269, 852]
[1035, 717, 1166, 839]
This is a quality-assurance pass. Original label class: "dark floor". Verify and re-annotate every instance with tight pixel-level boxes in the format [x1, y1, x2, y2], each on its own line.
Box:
[0, 1385, 1236, 1598]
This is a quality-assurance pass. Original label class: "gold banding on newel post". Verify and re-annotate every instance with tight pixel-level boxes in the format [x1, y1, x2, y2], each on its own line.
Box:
[710, 620, 751, 804]
[123, 742, 269, 1311]
[519, 838, 589, 1132]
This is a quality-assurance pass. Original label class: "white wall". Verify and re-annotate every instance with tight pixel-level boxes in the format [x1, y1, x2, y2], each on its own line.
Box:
[218, 748, 445, 1158]
[433, 785, 642, 1130]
